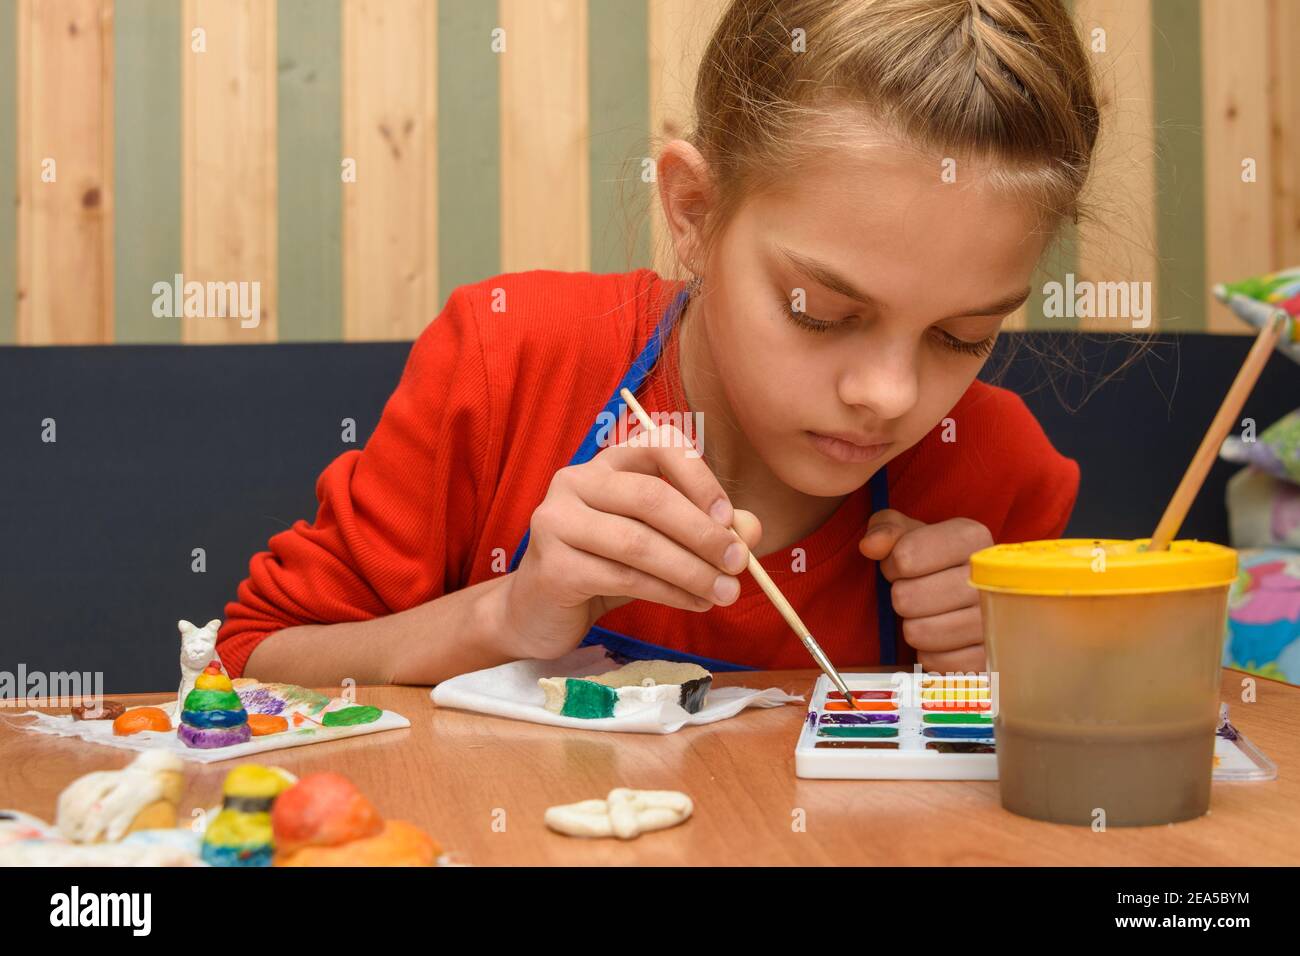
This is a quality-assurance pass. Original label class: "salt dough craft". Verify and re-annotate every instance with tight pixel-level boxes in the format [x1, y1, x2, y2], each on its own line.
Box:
[178, 662, 251, 749]
[112, 707, 172, 736]
[272, 772, 440, 867]
[71, 700, 125, 721]
[201, 764, 296, 867]
[55, 751, 184, 843]
[539, 661, 712, 719]
[247, 713, 288, 736]
[175, 618, 222, 716]
[544, 788, 693, 839]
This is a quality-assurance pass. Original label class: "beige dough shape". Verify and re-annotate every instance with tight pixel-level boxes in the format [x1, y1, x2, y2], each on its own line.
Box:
[545, 788, 693, 839]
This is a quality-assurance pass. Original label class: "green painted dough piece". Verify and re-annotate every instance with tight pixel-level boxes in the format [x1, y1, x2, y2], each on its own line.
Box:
[182, 689, 243, 712]
[321, 705, 383, 727]
[559, 679, 617, 719]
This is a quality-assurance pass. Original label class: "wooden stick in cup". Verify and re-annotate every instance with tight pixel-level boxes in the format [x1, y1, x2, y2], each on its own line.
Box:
[1148, 313, 1289, 551]
[618, 387, 862, 708]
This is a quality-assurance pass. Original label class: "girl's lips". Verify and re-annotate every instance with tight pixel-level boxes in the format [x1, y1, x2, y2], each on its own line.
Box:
[807, 430, 892, 464]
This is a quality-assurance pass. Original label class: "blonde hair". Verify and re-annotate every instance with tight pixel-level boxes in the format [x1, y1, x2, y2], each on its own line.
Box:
[683, 0, 1100, 260]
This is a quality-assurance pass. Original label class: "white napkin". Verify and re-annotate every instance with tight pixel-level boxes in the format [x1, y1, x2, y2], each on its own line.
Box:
[1, 707, 409, 764]
[430, 646, 804, 733]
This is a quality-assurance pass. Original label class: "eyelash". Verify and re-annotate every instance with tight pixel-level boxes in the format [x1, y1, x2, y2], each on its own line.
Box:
[778, 296, 998, 357]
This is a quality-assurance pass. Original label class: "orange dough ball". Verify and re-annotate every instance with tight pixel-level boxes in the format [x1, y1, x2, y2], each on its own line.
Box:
[247, 714, 288, 736]
[112, 706, 172, 736]
[275, 820, 440, 867]
[271, 772, 383, 855]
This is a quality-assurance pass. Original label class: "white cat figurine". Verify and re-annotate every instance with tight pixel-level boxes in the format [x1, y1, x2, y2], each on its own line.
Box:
[174, 619, 223, 716]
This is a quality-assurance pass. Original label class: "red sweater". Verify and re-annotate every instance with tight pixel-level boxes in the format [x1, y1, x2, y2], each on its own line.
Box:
[218, 269, 1078, 676]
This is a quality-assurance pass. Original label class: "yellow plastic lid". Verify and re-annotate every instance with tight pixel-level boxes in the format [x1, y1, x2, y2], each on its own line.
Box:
[969, 539, 1237, 596]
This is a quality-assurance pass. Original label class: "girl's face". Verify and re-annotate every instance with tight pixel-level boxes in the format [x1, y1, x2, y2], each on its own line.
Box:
[690, 140, 1049, 498]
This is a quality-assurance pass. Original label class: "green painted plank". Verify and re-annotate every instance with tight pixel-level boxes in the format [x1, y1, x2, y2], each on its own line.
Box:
[1026, 221, 1079, 330]
[278, 0, 342, 342]
[437, 0, 500, 305]
[1152, 0, 1205, 332]
[588, 0, 649, 275]
[114, 0, 182, 343]
[0, 0, 16, 344]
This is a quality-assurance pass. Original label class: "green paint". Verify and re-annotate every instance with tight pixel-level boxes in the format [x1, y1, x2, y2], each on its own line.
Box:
[437, 0, 500, 305]
[559, 678, 617, 719]
[278, 0, 342, 342]
[1152, 0, 1206, 331]
[923, 713, 993, 725]
[0, 0, 16, 344]
[816, 726, 899, 739]
[321, 704, 382, 727]
[114, 0, 182, 344]
[588, 0, 650, 274]
[183, 689, 244, 712]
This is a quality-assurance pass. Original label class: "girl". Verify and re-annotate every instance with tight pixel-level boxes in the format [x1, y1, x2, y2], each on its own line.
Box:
[218, 0, 1097, 684]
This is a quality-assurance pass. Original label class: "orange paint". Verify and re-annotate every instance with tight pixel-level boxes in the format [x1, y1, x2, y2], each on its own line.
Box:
[921, 701, 992, 712]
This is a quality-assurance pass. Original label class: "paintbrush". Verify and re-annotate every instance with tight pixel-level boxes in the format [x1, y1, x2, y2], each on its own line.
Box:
[1148, 313, 1289, 551]
[618, 387, 862, 708]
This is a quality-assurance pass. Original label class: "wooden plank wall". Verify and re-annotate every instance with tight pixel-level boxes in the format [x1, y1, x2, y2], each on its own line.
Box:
[181, 0, 276, 343]
[1, 0, 1299, 344]
[16, 0, 113, 345]
[342, 0, 437, 341]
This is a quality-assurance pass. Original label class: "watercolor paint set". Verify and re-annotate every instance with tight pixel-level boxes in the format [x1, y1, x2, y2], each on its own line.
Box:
[795, 672, 1277, 781]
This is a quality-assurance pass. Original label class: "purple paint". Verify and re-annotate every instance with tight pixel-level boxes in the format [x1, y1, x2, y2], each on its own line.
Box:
[237, 687, 287, 716]
[818, 712, 898, 725]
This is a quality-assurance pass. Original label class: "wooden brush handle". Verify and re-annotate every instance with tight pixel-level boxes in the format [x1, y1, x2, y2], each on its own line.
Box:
[1148, 315, 1287, 551]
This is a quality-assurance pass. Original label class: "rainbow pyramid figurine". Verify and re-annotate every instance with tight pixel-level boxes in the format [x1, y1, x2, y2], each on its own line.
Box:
[201, 764, 295, 867]
[178, 660, 251, 749]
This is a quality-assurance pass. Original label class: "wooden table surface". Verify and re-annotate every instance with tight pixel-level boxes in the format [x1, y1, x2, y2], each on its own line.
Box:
[2, 668, 1296, 866]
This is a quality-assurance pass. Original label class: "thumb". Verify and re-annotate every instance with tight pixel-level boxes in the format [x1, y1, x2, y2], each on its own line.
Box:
[859, 508, 920, 561]
[731, 508, 763, 553]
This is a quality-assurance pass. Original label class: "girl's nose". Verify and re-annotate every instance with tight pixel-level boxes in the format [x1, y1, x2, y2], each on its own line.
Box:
[835, 338, 919, 422]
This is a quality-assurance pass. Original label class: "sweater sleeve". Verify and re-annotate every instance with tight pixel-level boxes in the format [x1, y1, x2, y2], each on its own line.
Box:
[217, 287, 492, 677]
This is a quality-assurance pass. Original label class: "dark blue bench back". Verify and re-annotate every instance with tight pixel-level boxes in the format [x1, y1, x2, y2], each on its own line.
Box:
[1, 334, 1295, 692]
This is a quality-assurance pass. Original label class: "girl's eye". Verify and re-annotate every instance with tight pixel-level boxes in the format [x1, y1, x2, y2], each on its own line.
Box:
[933, 328, 997, 358]
[779, 296, 840, 334]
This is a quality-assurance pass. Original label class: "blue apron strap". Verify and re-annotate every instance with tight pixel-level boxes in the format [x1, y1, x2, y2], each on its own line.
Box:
[578, 625, 755, 672]
[869, 468, 898, 666]
[507, 287, 690, 574]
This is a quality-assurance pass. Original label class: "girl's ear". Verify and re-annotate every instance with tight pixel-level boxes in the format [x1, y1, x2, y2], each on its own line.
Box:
[656, 139, 715, 278]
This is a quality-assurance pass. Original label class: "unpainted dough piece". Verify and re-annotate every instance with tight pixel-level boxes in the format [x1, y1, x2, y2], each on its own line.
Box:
[545, 788, 693, 840]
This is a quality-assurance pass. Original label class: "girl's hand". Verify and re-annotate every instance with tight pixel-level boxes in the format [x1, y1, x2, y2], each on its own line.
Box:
[502, 426, 762, 660]
[858, 509, 992, 673]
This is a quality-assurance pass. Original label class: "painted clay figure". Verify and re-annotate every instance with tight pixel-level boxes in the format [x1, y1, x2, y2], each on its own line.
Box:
[175, 618, 222, 716]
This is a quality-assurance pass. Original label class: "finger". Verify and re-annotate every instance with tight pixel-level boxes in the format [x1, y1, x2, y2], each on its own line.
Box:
[878, 517, 993, 581]
[917, 643, 987, 675]
[574, 469, 749, 575]
[900, 605, 984, 653]
[601, 427, 734, 525]
[731, 508, 763, 552]
[562, 508, 741, 606]
[858, 508, 925, 561]
[888, 566, 979, 619]
[558, 542, 716, 613]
